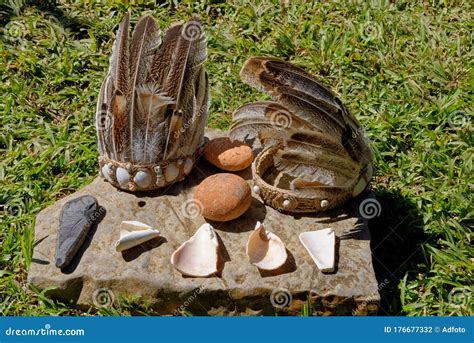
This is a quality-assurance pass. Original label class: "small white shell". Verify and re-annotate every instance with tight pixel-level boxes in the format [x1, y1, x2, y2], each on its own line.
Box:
[116, 167, 130, 189]
[154, 165, 163, 176]
[101, 164, 113, 182]
[165, 163, 179, 182]
[299, 228, 336, 273]
[170, 223, 219, 277]
[115, 221, 160, 252]
[246, 222, 287, 270]
[352, 178, 367, 197]
[183, 158, 193, 175]
[133, 170, 152, 189]
[320, 199, 329, 208]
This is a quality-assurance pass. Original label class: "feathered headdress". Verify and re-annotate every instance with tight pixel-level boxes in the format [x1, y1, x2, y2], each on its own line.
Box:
[96, 13, 209, 191]
[229, 57, 373, 212]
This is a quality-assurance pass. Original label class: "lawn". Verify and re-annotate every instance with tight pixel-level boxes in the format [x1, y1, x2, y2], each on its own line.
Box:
[0, 0, 472, 316]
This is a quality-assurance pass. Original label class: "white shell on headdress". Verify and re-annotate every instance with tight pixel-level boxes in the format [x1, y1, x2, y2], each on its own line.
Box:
[115, 220, 160, 252]
[170, 223, 219, 277]
[133, 170, 152, 189]
[246, 222, 287, 270]
[116, 167, 130, 189]
[299, 228, 336, 273]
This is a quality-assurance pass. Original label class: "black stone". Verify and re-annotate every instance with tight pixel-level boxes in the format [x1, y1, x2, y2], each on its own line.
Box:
[55, 195, 99, 268]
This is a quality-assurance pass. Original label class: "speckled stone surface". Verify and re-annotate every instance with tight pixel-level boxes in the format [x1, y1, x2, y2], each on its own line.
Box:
[28, 129, 380, 316]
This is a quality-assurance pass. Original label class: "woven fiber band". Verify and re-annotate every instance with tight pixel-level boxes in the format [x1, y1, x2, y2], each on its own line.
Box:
[252, 144, 369, 213]
[99, 155, 196, 192]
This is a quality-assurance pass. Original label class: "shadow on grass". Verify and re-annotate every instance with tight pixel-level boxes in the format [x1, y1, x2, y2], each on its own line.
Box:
[369, 189, 431, 315]
[1, 0, 92, 39]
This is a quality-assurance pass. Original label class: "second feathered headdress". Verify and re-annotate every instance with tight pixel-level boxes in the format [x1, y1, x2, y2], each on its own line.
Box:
[96, 13, 209, 191]
[230, 57, 373, 212]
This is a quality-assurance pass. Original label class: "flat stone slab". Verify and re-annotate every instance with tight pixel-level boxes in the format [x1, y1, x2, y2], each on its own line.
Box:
[28, 130, 380, 315]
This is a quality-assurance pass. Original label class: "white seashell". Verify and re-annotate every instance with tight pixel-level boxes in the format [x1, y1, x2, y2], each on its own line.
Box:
[101, 164, 113, 182]
[299, 228, 336, 273]
[133, 170, 152, 189]
[320, 199, 329, 208]
[246, 222, 287, 270]
[252, 185, 260, 195]
[170, 223, 219, 277]
[115, 221, 160, 252]
[183, 158, 194, 175]
[116, 167, 130, 189]
[154, 165, 163, 176]
[165, 163, 179, 182]
[352, 178, 367, 197]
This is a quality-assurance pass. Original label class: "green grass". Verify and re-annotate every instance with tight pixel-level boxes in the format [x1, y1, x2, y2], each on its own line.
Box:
[1, 0, 472, 316]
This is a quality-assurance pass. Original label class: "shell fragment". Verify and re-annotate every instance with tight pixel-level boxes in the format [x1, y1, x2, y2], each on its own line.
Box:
[299, 228, 336, 273]
[246, 222, 287, 270]
[115, 221, 161, 252]
[170, 223, 220, 277]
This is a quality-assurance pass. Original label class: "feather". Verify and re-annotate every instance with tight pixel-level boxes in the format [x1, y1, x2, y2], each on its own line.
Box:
[184, 66, 209, 156]
[237, 57, 373, 166]
[162, 19, 206, 159]
[273, 149, 359, 187]
[95, 75, 107, 157]
[162, 24, 192, 157]
[229, 101, 318, 145]
[134, 83, 175, 163]
[147, 24, 182, 85]
[102, 74, 116, 158]
[108, 12, 130, 160]
[240, 57, 369, 136]
[128, 15, 161, 162]
[272, 85, 346, 131]
[229, 118, 281, 145]
[232, 101, 315, 129]
[109, 12, 130, 96]
[290, 178, 326, 190]
[169, 41, 207, 158]
[241, 58, 342, 110]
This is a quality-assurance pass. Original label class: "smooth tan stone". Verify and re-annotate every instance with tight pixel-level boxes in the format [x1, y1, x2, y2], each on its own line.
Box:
[194, 173, 252, 222]
[204, 137, 253, 171]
